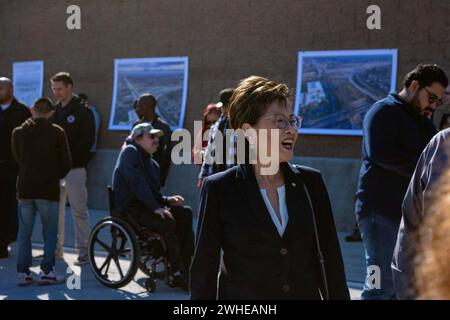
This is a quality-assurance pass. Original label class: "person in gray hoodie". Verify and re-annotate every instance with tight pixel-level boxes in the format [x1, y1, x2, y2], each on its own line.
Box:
[392, 128, 450, 299]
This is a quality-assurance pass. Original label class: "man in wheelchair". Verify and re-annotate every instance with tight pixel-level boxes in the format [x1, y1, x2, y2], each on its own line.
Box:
[112, 123, 194, 290]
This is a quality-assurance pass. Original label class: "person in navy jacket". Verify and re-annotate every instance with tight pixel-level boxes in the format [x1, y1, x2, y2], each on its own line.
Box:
[355, 64, 448, 300]
[190, 76, 349, 300]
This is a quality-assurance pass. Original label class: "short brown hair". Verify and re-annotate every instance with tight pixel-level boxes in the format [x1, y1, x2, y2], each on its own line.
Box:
[33, 97, 54, 114]
[403, 64, 448, 89]
[228, 76, 291, 129]
[50, 72, 73, 87]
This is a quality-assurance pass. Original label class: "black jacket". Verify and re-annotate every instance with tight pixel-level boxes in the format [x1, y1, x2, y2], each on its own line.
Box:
[53, 96, 95, 168]
[112, 142, 169, 213]
[12, 118, 71, 201]
[190, 162, 349, 300]
[0, 98, 31, 172]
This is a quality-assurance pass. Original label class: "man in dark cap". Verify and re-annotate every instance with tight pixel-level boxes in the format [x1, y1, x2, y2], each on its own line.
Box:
[113, 123, 193, 289]
[198, 88, 235, 187]
[132, 94, 172, 186]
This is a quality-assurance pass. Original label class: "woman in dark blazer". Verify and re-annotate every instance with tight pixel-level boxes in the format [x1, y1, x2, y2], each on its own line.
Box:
[190, 76, 349, 300]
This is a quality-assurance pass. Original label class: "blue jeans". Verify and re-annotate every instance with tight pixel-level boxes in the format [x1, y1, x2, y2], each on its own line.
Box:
[17, 199, 59, 274]
[359, 213, 400, 300]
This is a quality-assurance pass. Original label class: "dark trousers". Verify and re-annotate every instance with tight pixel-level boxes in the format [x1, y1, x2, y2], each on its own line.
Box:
[125, 203, 194, 277]
[170, 205, 195, 273]
[0, 164, 18, 254]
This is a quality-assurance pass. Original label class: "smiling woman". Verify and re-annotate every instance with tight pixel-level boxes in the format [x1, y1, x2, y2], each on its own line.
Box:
[189, 75, 350, 300]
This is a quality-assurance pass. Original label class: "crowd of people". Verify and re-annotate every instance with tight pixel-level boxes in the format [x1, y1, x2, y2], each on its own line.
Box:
[0, 64, 449, 299]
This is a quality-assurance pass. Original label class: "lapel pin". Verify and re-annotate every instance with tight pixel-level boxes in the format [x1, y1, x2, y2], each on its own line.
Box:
[291, 182, 296, 187]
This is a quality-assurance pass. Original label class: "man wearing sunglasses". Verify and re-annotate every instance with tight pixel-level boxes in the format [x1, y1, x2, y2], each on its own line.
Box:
[355, 64, 448, 300]
[113, 123, 194, 290]
[132, 94, 173, 187]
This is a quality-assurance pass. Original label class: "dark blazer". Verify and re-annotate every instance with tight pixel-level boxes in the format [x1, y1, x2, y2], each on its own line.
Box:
[190, 162, 350, 300]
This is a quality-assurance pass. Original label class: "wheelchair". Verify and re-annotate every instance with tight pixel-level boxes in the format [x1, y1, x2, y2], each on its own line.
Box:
[88, 186, 169, 292]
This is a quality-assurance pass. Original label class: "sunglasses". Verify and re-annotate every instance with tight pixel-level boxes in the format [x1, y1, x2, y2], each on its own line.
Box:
[138, 133, 157, 139]
[423, 87, 443, 107]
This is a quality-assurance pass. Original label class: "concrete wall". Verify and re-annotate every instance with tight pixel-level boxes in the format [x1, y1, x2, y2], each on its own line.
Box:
[87, 150, 360, 232]
[3, 0, 448, 231]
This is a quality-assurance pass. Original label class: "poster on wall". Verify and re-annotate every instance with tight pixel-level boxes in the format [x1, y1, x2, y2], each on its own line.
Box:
[12, 60, 44, 108]
[108, 57, 189, 131]
[294, 49, 398, 136]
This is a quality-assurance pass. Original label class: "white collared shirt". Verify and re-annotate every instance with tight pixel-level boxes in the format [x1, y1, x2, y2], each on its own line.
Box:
[260, 185, 289, 237]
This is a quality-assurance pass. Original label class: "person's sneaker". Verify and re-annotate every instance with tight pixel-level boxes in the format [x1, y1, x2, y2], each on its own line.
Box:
[18, 273, 34, 286]
[36, 270, 64, 286]
[73, 255, 89, 266]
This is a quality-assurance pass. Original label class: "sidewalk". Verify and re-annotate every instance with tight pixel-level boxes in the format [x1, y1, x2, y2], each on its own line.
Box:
[0, 209, 364, 300]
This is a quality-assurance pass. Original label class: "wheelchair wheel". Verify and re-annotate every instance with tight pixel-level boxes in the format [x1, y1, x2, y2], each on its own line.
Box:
[88, 217, 139, 288]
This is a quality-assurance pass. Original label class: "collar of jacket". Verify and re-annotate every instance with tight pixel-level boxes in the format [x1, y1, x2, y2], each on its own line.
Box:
[234, 161, 313, 242]
[3, 98, 19, 114]
[235, 161, 300, 181]
[391, 91, 432, 122]
[56, 96, 82, 114]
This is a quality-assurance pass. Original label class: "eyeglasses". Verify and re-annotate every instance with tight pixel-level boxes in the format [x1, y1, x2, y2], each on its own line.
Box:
[423, 87, 443, 107]
[261, 113, 303, 129]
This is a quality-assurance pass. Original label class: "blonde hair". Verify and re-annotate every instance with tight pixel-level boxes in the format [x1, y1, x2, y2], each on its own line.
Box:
[415, 166, 450, 299]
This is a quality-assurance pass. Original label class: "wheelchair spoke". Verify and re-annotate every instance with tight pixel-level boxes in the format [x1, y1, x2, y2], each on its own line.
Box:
[111, 232, 118, 250]
[113, 256, 124, 279]
[118, 248, 131, 258]
[99, 253, 113, 273]
[95, 239, 111, 252]
[104, 256, 112, 275]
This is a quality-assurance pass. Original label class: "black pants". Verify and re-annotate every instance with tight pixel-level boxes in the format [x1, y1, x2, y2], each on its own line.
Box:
[125, 203, 194, 277]
[0, 164, 18, 253]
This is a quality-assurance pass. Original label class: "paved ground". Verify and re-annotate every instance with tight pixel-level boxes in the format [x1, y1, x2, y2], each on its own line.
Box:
[0, 209, 364, 300]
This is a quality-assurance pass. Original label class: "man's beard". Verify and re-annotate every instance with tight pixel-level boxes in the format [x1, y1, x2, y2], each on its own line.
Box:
[410, 95, 432, 117]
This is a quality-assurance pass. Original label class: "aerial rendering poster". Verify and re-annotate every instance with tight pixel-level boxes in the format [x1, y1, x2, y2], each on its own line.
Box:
[294, 49, 398, 135]
[12, 60, 44, 108]
[108, 57, 189, 131]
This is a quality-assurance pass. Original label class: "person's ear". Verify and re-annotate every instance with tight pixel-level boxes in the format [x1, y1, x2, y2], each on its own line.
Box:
[409, 80, 420, 93]
[30, 106, 36, 117]
[242, 123, 257, 145]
